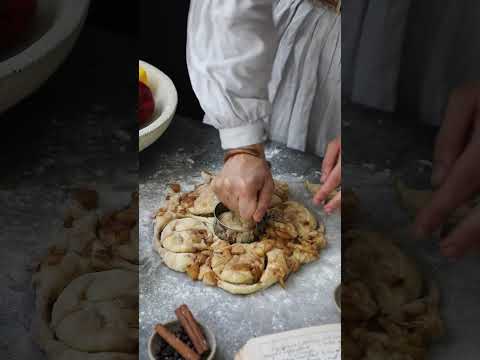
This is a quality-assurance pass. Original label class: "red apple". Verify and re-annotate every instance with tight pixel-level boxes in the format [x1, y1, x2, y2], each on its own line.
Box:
[0, 0, 37, 50]
[139, 81, 155, 127]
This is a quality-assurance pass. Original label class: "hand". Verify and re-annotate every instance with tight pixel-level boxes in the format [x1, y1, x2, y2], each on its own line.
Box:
[213, 145, 273, 222]
[314, 137, 341, 213]
[415, 84, 480, 258]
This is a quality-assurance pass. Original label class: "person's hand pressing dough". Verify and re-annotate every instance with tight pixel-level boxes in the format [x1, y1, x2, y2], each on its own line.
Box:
[213, 144, 273, 222]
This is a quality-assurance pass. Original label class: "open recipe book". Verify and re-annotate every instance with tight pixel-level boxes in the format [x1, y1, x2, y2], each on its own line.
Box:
[235, 323, 340, 360]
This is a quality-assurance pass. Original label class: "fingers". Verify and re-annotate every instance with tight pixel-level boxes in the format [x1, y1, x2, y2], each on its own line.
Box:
[213, 153, 274, 221]
[321, 138, 341, 182]
[324, 190, 341, 214]
[314, 158, 341, 205]
[432, 86, 478, 187]
[237, 179, 258, 220]
[212, 177, 238, 213]
[214, 175, 261, 221]
[253, 177, 274, 222]
[439, 209, 480, 259]
[415, 138, 480, 237]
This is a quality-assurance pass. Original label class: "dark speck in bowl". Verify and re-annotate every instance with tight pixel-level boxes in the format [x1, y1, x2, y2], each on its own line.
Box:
[151, 322, 211, 360]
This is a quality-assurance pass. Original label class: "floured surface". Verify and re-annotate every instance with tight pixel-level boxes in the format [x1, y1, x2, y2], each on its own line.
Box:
[344, 164, 480, 360]
[0, 185, 135, 360]
[140, 181, 340, 359]
[139, 136, 340, 360]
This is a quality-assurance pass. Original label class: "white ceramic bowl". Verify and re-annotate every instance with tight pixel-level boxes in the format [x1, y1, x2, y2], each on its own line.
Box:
[0, 0, 90, 114]
[139, 60, 178, 152]
[148, 320, 216, 360]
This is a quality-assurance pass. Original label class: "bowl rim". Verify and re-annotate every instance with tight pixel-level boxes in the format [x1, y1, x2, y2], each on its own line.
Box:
[138, 60, 178, 137]
[147, 320, 216, 360]
[334, 283, 341, 313]
[0, 0, 91, 77]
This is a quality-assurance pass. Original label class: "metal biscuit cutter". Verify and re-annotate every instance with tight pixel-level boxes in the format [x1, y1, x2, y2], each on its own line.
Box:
[213, 202, 268, 243]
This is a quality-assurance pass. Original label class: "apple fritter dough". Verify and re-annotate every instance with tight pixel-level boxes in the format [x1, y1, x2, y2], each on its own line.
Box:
[217, 249, 289, 295]
[160, 217, 214, 253]
[156, 247, 197, 273]
[153, 173, 328, 295]
[51, 270, 138, 353]
[154, 175, 290, 235]
[32, 191, 139, 360]
[269, 201, 317, 237]
[344, 230, 422, 314]
[343, 190, 445, 360]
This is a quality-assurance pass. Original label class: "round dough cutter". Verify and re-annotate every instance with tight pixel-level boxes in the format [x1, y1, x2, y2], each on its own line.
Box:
[213, 203, 268, 244]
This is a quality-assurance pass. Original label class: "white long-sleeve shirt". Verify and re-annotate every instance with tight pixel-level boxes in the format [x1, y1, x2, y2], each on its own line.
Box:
[187, 0, 277, 149]
[187, 0, 341, 155]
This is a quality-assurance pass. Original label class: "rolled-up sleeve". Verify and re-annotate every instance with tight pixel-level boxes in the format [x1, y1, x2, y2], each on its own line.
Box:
[187, 0, 277, 149]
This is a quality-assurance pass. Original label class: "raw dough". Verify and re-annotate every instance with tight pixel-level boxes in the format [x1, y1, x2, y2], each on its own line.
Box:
[51, 270, 138, 353]
[211, 243, 265, 285]
[219, 211, 255, 231]
[344, 230, 422, 314]
[154, 174, 289, 235]
[156, 247, 197, 273]
[342, 191, 445, 360]
[216, 211, 256, 244]
[154, 171, 218, 235]
[269, 201, 317, 237]
[32, 190, 139, 360]
[153, 173, 327, 295]
[217, 249, 289, 295]
[160, 217, 213, 253]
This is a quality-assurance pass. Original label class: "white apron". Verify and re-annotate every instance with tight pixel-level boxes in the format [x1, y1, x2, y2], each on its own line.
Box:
[268, 0, 341, 156]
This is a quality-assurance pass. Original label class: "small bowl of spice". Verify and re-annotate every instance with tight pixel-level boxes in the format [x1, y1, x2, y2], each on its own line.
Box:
[148, 304, 216, 360]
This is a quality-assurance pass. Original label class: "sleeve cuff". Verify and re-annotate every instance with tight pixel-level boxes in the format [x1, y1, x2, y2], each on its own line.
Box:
[218, 121, 266, 149]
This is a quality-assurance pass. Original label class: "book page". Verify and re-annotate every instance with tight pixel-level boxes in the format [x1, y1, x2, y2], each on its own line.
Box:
[235, 323, 340, 360]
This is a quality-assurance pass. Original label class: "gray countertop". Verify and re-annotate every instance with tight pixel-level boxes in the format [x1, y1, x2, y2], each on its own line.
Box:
[139, 115, 341, 360]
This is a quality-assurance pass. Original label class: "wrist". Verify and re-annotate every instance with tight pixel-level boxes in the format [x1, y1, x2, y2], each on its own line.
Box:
[224, 143, 266, 164]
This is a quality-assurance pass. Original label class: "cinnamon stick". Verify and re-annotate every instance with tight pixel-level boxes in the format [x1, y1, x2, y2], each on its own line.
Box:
[154, 324, 200, 360]
[175, 304, 210, 355]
